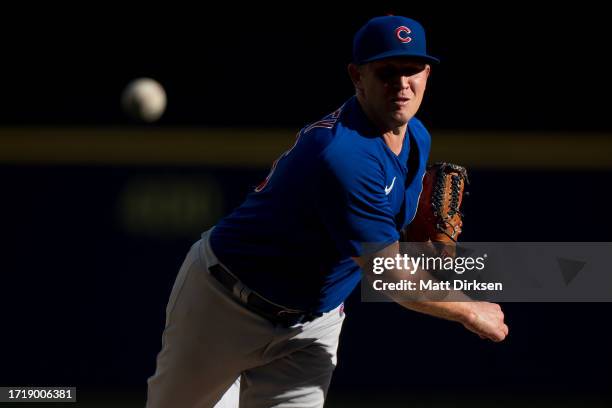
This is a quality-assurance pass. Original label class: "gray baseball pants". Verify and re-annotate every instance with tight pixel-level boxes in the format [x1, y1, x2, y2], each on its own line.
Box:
[146, 229, 345, 407]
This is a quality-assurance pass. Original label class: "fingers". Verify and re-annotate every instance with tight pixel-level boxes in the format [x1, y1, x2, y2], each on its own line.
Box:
[467, 322, 506, 342]
[475, 327, 505, 342]
[464, 302, 509, 342]
[478, 326, 507, 342]
[487, 311, 508, 342]
[491, 329, 507, 342]
[488, 316, 509, 342]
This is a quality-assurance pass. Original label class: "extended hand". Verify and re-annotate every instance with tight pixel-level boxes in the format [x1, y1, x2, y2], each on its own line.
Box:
[461, 302, 508, 342]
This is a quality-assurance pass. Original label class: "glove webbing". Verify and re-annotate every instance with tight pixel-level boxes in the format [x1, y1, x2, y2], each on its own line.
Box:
[431, 163, 469, 242]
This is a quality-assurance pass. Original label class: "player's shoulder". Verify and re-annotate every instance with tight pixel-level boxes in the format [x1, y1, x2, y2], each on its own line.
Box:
[318, 117, 384, 179]
[297, 100, 349, 153]
[408, 116, 430, 135]
[302, 104, 345, 135]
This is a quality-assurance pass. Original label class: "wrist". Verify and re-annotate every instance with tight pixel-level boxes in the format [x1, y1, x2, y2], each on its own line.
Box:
[451, 302, 476, 324]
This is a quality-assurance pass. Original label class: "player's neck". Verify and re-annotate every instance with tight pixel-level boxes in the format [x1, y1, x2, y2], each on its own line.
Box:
[382, 127, 406, 156]
[356, 94, 407, 154]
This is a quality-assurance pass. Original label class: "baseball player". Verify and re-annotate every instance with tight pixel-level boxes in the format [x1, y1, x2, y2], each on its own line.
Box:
[146, 15, 508, 408]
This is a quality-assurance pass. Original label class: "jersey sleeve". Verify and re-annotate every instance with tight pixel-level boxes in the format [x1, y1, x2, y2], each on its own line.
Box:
[315, 141, 399, 258]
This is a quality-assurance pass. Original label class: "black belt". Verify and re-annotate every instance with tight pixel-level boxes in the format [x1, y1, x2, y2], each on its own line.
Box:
[208, 264, 322, 327]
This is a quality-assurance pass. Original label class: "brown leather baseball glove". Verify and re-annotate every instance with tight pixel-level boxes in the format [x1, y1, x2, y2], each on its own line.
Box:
[401, 162, 469, 243]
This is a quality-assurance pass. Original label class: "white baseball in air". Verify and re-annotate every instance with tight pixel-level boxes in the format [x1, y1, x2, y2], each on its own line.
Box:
[121, 78, 167, 122]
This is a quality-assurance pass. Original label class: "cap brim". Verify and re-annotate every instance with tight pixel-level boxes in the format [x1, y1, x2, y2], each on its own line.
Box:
[358, 50, 440, 65]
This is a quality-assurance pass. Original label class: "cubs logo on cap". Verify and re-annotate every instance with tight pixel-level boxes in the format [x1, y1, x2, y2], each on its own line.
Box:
[395, 26, 412, 43]
[353, 16, 439, 64]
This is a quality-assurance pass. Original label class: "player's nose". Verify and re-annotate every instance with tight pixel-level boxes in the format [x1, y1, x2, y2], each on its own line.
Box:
[399, 75, 412, 90]
[386, 75, 411, 93]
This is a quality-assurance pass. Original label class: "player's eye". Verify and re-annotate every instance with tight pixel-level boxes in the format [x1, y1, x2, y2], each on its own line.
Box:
[399, 66, 425, 77]
[374, 65, 425, 82]
[374, 67, 396, 82]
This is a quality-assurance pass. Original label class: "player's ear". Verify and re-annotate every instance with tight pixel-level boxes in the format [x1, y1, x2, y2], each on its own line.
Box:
[348, 63, 363, 93]
[348, 63, 361, 85]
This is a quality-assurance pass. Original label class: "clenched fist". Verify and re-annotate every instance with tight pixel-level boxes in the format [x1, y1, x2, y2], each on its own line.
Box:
[461, 302, 508, 342]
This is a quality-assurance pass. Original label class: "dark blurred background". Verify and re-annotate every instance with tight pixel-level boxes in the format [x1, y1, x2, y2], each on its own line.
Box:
[1, 5, 611, 407]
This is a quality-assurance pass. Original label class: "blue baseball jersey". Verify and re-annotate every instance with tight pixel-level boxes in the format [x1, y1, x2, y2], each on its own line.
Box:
[210, 96, 431, 313]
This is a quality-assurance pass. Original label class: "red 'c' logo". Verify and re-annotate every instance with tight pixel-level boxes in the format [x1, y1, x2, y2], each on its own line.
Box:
[395, 26, 412, 43]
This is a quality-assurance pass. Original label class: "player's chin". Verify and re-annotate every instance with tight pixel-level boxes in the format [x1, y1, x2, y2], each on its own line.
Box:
[389, 110, 412, 126]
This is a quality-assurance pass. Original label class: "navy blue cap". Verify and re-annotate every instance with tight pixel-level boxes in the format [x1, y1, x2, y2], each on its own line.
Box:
[353, 16, 439, 65]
